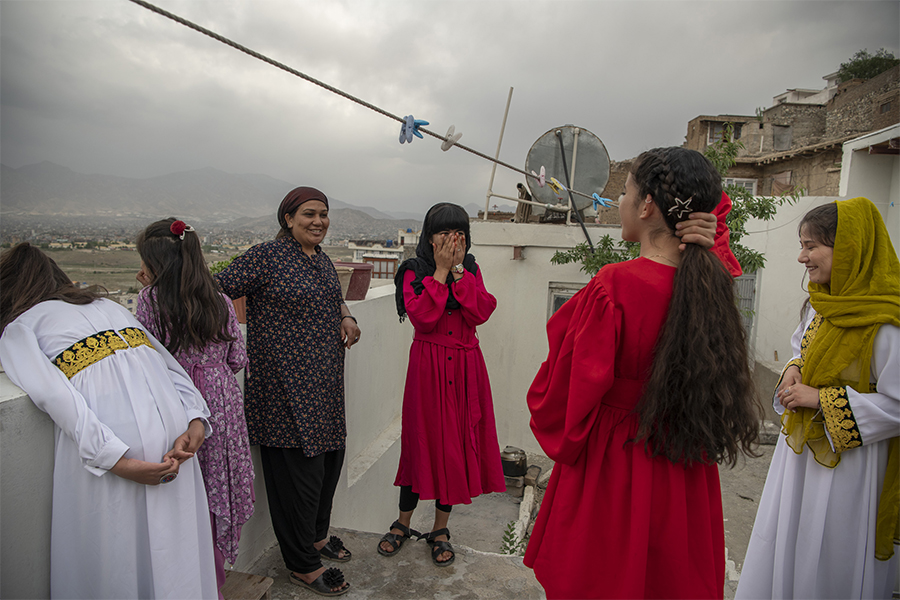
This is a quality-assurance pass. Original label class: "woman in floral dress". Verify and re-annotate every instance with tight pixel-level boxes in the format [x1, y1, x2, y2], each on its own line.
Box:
[215, 186, 361, 597]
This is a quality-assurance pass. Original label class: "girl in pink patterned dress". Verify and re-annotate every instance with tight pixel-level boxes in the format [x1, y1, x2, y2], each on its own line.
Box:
[135, 218, 254, 599]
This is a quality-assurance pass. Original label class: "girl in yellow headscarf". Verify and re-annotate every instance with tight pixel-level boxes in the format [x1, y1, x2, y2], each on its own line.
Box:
[737, 197, 900, 599]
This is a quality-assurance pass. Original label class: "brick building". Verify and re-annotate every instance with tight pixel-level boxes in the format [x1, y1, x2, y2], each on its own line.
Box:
[680, 65, 899, 197]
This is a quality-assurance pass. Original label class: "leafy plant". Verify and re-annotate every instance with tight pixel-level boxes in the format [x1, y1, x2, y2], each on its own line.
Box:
[499, 520, 526, 556]
[838, 48, 899, 83]
[706, 123, 802, 273]
[208, 255, 238, 275]
[550, 236, 638, 276]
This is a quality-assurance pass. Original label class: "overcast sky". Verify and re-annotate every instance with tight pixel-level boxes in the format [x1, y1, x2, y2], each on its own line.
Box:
[2, 0, 898, 214]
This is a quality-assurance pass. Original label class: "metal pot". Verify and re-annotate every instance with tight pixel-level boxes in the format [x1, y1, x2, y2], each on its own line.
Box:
[500, 446, 527, 477]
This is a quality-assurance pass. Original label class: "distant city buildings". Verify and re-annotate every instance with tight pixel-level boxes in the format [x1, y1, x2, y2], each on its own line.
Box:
[346, 228, 421, 279]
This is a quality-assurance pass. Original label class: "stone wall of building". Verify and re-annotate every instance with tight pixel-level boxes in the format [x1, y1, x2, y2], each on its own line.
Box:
[595, 159, 630, 224]
[756, 149, 842, 197]
[750, 104, 826, 155]
[826, 65, 900, 138]
[684, 118, 710, 152]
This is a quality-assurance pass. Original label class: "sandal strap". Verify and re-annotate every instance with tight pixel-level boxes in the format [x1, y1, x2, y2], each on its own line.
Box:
[379, 533, 402, 551]
[390, 520, 422, 540]
[430, 540, 454, 557]
[325, 535, 351, 557]
[425, 528, 451, 542]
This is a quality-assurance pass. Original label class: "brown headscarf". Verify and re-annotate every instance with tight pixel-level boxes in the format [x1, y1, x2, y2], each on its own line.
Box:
[277, 186, 329, 230]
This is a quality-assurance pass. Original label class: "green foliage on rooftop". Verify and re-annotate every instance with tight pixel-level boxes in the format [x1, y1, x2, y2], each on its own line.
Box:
[838, 48, 899, 83]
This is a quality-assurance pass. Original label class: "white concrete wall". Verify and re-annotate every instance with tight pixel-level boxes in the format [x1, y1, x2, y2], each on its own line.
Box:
[839, 125, 900, 251]
[0, 378, 54, 600]
[471, 221, 616, 458]
[330, 285, 411, 534]
[737, 196, 840, 368]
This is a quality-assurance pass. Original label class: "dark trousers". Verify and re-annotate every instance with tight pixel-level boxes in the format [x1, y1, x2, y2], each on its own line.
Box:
[398, 484, 452, 513]
[259, 445, 345, 574]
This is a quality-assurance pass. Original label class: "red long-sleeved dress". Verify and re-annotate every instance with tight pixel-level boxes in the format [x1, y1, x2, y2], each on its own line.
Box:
[524, 258, 725, 599]
[394, 268, 507, 506]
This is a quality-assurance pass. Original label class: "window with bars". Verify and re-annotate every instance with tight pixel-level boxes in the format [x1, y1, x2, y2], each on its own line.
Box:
[365, 257, 398, 279]
[723, 178, 757, 195]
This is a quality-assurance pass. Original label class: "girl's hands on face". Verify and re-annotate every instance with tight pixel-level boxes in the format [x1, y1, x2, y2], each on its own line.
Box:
[432, 232, 455, 270]
[453, 232, 466, 265]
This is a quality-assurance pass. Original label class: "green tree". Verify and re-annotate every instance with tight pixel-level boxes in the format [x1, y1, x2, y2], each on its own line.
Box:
[550, 235, 637, 275]
[838, 48, 899, 82]
[706, 123, 801, 273]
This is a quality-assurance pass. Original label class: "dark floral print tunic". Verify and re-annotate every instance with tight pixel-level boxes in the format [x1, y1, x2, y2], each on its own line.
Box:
[215, 235, 346, 456]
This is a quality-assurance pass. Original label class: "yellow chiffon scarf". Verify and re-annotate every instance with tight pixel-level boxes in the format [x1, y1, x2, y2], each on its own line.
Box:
[781, 197, 900, 560]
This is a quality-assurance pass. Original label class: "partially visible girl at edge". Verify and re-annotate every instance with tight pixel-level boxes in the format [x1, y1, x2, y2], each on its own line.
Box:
[736, 198, 899, 599]
[135, 218, 254, 600]
[377, 202, 506, 567]
[525, 147, 762, 599]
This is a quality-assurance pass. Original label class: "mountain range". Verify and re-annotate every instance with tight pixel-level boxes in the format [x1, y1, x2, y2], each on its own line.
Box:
[0, 162, 511, 240]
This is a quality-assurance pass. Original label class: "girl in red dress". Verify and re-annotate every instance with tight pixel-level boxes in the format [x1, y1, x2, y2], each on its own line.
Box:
[378, 203, 506, 566]
[525, 147, 762, 599]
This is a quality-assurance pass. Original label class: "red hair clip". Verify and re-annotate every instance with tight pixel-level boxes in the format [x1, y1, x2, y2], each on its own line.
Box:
[170, 220, 195, 240]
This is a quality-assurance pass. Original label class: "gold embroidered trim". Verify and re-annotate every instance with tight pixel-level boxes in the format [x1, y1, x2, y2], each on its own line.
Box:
[819, 386, 862, 452]
[53, 328, 155, 379]
[799, 313, 823, 365]
[119, 327, 153, 351]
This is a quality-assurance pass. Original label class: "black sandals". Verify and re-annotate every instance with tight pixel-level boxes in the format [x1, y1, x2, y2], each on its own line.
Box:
[319, 535, 352, 562]
[290, 568, 350, 597]
[424, 528, 455, 567]
[377, 520, 421, 557]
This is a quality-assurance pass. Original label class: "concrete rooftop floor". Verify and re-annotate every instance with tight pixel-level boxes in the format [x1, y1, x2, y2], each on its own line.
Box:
[239, 444, 778, 600]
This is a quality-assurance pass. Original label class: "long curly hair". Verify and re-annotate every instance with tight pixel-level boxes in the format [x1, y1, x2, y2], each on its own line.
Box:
[0, 243, 104, 334]
[136, 218, 234, 354]
[631, 147, 762, 467]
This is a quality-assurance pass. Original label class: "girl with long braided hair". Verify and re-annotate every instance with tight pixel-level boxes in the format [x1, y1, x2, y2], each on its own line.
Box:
[525, 147, 762, 598]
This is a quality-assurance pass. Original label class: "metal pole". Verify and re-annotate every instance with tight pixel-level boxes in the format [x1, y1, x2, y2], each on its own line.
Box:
[555, 129, 593, 251]
[566, 128, 581, 226]
[484, 87, 514, 220]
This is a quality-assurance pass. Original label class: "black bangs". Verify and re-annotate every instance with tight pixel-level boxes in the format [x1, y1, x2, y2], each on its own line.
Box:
[423, 203, 470, 240]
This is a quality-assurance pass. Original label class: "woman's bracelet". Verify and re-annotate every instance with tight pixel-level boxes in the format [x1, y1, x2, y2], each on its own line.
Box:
[341, 315, 357, 324]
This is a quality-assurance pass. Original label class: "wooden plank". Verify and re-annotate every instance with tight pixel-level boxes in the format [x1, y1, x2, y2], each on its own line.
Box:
[221, 570, 274, 600]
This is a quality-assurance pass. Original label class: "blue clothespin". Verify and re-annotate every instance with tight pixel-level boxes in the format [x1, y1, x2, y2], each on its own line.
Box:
[592, 193, 615, 210]
[399, 115, 429, 144]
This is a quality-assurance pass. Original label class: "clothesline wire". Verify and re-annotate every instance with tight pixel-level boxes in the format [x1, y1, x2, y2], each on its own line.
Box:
[126, 0, 598, 205]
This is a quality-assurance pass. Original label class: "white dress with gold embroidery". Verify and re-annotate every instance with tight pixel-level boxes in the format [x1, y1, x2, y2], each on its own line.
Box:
[0, 299, 218, 599]
[736, 307, 900, 599]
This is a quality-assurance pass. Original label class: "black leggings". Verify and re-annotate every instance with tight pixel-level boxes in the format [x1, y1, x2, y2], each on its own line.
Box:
[398, 485, 452, 513]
